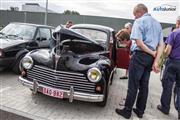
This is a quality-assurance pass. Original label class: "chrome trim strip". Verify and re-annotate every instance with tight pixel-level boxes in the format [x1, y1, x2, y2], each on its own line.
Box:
[28, 73, 94, 86]
[28, 74, 95, 89]
[32, 79, 38, 94]
[28, 71, 88, 81]
[109, 67, 116, 84]
[69, 86, 74, 102]
[26, 80, 95, 93]
[34, 65, 84, 76]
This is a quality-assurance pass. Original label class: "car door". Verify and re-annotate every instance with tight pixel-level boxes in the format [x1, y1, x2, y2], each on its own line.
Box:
[35, 27, 52, 48]
[109, 31, 130, 69]
[115, 39, 131, 70]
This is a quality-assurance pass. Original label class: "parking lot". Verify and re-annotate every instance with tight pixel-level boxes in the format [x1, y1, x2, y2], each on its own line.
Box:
[0, 69, 178, 120]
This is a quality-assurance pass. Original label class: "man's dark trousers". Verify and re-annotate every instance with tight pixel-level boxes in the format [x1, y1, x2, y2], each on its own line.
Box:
[124, 51, 154, 115]
[160, 58, 180, 113]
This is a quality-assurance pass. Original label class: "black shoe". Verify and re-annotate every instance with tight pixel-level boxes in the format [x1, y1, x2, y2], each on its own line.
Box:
[115, 108, 131, 119]
[120, 76, 128, 79]
[157, 105, 169, 115]
[178, 112, 180, 120]
[133, 108, 143, 118]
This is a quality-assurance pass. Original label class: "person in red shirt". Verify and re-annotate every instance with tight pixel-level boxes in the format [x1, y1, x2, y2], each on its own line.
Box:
[119, 22, 132, 79]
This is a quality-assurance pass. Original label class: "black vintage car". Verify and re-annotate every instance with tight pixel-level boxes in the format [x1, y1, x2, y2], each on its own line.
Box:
[19, 24, 131, 106]
[0, 22, 54, 73]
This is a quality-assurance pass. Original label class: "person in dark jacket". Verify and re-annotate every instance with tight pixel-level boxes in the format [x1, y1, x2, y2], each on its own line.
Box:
[157, 16, 180, 120]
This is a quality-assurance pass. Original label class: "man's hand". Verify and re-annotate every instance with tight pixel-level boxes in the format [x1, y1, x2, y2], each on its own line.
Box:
[136, 40, 157, 57]
[152, 51, 157, 58]
[152, 61, 160, 73]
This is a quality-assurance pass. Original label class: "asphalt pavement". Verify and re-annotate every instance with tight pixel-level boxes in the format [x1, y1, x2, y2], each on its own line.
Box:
[0, 69, 178, 120]
[0, 109, 32, 120]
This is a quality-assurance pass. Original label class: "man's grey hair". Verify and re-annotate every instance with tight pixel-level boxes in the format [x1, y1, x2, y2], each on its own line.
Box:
[134, 3, 148, 13]
[177, 16, 180, 21]
[124, 22, 132, 28]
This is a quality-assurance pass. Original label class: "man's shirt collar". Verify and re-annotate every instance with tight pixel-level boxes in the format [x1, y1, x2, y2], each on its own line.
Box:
[142, 13, 151, 17]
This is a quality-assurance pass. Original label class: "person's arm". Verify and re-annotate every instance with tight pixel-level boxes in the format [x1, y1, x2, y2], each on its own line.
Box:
[164, 31, 174, 57]
[164, 44, 172, 57]
[152, 39, 165, 73]
[136, 40, 156, 57]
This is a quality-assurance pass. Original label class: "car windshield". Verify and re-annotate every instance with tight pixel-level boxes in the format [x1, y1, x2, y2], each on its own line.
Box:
[0, 23, 36, 40]
[72, 28, 108, 44]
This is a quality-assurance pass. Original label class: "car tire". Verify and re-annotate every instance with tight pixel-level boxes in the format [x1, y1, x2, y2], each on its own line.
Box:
[13, 55, 24, 74]
[96, 79, 109, 107]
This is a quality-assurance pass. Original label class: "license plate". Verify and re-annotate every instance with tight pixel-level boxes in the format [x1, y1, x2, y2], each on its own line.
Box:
[43, 87, 64, 99]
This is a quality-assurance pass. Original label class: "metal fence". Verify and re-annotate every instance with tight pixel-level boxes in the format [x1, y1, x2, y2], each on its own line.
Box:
[0, 10, 174, 31]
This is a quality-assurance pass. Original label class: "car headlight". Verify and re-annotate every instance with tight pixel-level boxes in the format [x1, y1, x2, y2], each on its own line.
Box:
[87, 67, 102, 83]
[22, 56, 33, 70]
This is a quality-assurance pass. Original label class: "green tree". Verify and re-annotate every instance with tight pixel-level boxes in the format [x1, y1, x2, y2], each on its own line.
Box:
[63, 10, 80, 15]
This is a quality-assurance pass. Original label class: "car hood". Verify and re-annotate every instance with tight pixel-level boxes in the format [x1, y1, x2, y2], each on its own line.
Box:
[53, 28, 102, 46]
[0, 38, 27, 49]
[28, 48, 110, 72]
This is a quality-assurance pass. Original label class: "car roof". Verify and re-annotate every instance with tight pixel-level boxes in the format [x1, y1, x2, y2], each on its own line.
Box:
[71, 24, 115, 33]
[10, 22, 54, 28]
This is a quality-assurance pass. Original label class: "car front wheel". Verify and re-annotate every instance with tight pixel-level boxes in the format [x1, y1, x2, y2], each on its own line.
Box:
[96, 79, 109, 107]
[13, 55, 24, 74]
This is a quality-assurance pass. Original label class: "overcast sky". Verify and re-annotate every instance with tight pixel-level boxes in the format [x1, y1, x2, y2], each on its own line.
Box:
[0, 0, 179, 23]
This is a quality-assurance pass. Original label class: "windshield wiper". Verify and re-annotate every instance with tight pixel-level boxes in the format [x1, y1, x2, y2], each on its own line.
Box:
[5, 34, 23, 40]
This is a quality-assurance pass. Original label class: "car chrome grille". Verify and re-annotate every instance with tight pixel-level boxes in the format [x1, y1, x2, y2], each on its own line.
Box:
[27, 65, 96, 93]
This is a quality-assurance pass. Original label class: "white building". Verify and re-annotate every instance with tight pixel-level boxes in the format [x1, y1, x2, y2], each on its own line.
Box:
[22, 3, 55, 13]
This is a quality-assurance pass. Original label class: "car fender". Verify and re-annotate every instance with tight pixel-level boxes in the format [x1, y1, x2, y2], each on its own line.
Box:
[14, 49, 29, 63]
[98, 58, 111, 81]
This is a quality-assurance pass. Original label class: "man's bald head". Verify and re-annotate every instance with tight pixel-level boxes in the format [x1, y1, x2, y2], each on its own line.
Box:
[176, 16, 180, 29]
[133, 4, 148, 19]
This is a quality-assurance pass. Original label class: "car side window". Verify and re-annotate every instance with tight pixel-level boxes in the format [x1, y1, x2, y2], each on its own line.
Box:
[35, 28, 51, 41]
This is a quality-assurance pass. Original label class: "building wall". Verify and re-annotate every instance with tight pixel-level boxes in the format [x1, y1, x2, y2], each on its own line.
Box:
[22, 4, 54, 13]
[0, 10, 175, 31]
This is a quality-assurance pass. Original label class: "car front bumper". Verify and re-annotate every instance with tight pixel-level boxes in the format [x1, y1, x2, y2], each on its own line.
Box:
[18, 76, 104, 102]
